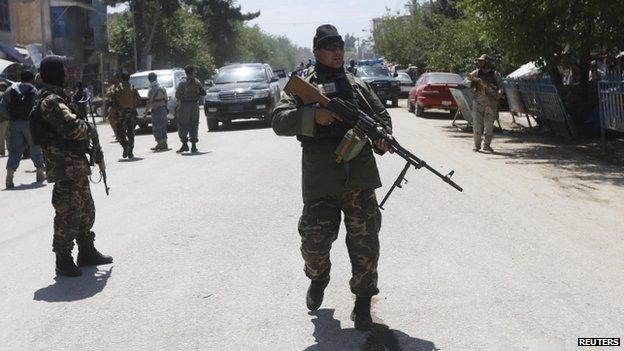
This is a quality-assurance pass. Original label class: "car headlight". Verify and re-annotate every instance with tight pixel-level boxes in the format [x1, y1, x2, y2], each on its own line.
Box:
[253, 89, 270, 99]
[390, 81, 400, 87]
[206, 92, 220, 102]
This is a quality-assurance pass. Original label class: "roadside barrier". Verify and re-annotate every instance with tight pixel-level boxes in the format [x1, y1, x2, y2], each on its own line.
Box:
[504, 77, 575, 138]
[449, 86, 501, 129]
[501, 80, 534, 127]
[598, 70, 624, 142]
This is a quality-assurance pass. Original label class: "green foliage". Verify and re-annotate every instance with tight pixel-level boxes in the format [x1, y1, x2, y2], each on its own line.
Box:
[234, 25, 312, 71]
[108, 13, 134, 63]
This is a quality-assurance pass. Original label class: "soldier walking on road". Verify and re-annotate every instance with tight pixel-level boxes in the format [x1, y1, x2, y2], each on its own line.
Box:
[30, 56, 112, 277]
[272, 24, 392, 331]
[144, 72, 169, 151]
[465, 54, 501, 153]
[105, 73, 121, 136]
[175, 65, 205, 153]
[111, 73, 140, 159]
[2, 70, 46, 188]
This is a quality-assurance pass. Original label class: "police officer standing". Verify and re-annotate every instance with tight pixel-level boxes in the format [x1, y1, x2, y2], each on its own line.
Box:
[2, 70, 46, 188]
[111, 72, 140, 158]
[465, 54, 501, 153]
[175, 65, 205, 153]
[30, 56, 112, 277]
[272, 24, 392, 331]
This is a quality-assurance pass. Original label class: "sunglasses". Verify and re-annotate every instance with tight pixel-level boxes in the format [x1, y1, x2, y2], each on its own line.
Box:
[321, 42, 345, 52]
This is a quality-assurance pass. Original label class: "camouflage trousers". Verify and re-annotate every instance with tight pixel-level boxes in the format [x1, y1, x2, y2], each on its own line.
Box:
[298, 189, 382, 296]
[52, 176, 95, 253]
[111, 108, 136, 148]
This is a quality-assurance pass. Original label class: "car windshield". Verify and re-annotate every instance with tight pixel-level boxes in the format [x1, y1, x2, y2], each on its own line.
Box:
[426, 74, 463, 84]
[398, 73, 412, 81]
[215, 67, 266, 84]
[356, 66, 392, 78]
[129, 74, 174, 89]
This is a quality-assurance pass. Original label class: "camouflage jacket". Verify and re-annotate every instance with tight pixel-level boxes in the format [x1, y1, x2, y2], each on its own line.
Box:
[111, 82, 141, 116]
[105, 83, 120, 119]
[175, 77, 206, 103]
[38, 84, 93, 183]
[272, 69, 392, 202]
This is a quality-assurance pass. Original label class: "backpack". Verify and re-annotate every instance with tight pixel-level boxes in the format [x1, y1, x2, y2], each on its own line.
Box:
[8, 84, 37, 121]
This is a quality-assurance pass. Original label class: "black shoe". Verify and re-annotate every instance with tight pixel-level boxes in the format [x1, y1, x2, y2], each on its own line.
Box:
[122, 146, 129, 158]
[177, 143, 189, 153]
[128, 147, 134, 159]
[350, 296, 373, 331]
[77, 243, 113, 267]
[306, 278, 329, 311]
[55, 253, 83, 277]
[191, 143, 198, 153]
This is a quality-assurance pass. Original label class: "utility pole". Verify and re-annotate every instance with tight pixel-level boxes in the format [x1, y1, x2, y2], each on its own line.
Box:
[40, 0, 47, 54]
[130, 1, 138, 72]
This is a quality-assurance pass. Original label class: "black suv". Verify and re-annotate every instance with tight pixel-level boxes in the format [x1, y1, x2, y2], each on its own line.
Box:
[355, 65, 401, 107]
[204, 63, 281, 131]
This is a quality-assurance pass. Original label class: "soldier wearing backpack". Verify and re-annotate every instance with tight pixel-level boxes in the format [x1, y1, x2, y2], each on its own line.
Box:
[2, 70, 45, 188]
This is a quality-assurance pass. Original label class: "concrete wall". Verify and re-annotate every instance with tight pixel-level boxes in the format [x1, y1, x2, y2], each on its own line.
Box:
[12, 0, 52, 50]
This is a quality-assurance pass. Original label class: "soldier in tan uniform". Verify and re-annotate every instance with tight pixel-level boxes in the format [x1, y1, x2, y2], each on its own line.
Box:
[465, 54, 501, 153]
[111, 73, 140, 158]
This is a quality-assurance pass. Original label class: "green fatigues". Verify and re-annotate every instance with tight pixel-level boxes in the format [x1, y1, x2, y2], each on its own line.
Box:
[35, 85, 96, 253]
[175, 77, 205, 143]
[272, 69, 391, 296]
[466, 69, 501, 148]
[111, 83, 140, 149]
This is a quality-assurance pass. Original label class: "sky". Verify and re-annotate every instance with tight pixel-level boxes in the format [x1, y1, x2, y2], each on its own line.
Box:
[109, 0, 409, 49]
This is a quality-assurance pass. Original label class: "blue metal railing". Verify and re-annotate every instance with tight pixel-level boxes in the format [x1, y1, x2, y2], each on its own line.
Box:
[598, 69, 624, 141]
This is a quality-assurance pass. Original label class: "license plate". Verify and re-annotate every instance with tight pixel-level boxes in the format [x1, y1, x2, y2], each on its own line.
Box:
[442, 100, 452, 106]
[229, 105, 243, 112]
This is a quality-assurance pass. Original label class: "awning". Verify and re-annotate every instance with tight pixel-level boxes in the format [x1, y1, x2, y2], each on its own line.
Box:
[51, 0, 94, 11]
[0, 43, 30, 64]
[507, 62, 542, 79]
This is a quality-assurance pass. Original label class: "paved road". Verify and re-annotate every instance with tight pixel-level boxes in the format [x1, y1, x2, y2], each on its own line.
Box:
[1, 104, 623, 350]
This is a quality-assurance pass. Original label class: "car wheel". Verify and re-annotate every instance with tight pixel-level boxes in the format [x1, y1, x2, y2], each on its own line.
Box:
[207, 118, 219, 132]
[449, 109, 458, 118]
[415, 104, 424, 117]
[391, 98, 399, 108]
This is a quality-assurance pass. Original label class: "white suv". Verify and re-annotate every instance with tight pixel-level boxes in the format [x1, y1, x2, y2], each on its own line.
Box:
[129, 68, 186, 130]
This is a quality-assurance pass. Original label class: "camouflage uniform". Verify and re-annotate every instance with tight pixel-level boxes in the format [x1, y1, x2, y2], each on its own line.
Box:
[175, 77, 206, 143]
[31, 84, 97, 253]
[272, 68, 391, 296]
[466, 68, 502, 149]
[111, 82, 140, 151]
[105, 83, 119, 134]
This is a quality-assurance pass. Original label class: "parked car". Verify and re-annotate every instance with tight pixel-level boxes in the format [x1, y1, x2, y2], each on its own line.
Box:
[408, 72, 464, 117]
[396, 72, 414, 98]
[204, 63, 281, 131]
[129, 68, 185, 130]
[355, 65, 401, 107]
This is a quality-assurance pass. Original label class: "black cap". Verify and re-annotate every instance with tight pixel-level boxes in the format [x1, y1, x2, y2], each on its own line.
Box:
[313, 24, 343, 50]
[148, 72, 157, 82]
[40, 55, 65, 87]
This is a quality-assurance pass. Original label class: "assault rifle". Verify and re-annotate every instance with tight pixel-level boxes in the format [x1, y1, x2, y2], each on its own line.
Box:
[84, 95, 110, 196]
[284, 75, 463, 209]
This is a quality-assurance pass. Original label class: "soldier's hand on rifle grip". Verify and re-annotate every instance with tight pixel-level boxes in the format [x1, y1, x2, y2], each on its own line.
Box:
[314, 108, 338, 126]
[374, 136, 393, 154]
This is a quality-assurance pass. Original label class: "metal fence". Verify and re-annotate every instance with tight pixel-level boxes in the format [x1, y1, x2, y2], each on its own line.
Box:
[598, 69, 624, 141]
[503, 77, 575, 138]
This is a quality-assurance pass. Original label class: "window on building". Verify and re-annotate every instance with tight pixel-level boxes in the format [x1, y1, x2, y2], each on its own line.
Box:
[0, 0, 9, 31]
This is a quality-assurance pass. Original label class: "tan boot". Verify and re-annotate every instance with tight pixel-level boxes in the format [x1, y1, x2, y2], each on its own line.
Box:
[36, 168, 46, 182]
[161, 140, 168, 150]
[5, 169, 14, 189]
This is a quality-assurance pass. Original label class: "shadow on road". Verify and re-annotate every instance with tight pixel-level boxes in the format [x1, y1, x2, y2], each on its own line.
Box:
[416, 111, 454, 120]
[211, 120, 270, 133]
[2, 182, 47, 191]
[304, 309, 438, 351]
[180, 151, 212, 156]
[440, 124, 624, 187]
[118, 157, 145, 162]
[33, 266, 113, 302]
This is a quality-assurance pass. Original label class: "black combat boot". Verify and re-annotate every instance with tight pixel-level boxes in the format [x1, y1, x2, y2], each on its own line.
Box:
[122, 145, 129, 158]
[77, 243, 113, 267]
[190, 142, 198, 153]
[351, 296, 373, 331]
[306, 278, 330, 311]
[55, 252, 83, 277]
[177, 142, 189, 153]
[128, 146, 134, 159]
